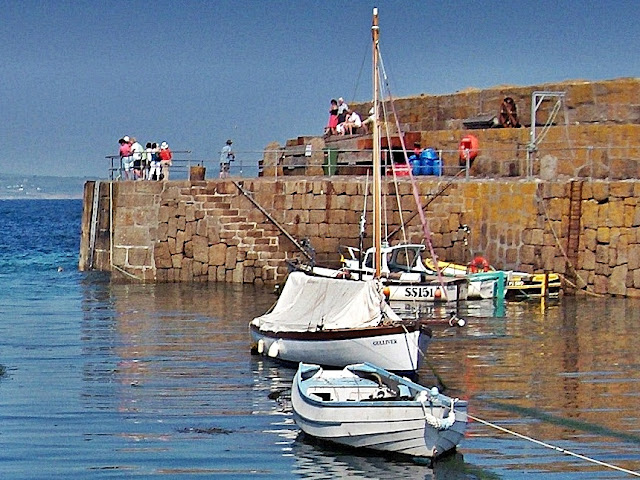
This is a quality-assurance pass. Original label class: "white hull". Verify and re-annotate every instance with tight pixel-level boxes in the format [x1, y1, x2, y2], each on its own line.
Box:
[467, 278, 498, 299]
[291, 363, 468, 458]
[250, 324, 430, 373]
[386, 281, 466, 302]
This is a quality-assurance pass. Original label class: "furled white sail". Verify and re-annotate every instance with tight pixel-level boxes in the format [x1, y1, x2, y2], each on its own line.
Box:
[252, 272, 400, 332]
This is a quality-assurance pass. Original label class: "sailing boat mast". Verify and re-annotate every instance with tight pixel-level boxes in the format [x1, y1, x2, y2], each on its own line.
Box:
[371, 7, 382, 278]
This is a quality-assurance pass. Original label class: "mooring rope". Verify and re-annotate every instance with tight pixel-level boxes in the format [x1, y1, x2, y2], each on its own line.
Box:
[537, 190, 603, 297]
[468, 413, 640, 477]
[402, 321, 638, 475]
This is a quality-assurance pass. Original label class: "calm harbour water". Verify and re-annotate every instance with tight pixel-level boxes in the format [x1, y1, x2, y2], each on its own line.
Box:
[0, 199, 639, 479]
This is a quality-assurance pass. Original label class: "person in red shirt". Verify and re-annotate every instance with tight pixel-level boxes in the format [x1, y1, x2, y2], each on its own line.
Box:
[159, 141, 172, 180]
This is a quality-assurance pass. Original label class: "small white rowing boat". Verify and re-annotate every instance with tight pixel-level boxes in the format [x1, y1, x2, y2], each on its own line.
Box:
[291, 362, 468, 459]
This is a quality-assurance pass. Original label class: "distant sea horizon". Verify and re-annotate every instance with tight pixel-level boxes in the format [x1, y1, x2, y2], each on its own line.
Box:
[0, 173, 93, 200]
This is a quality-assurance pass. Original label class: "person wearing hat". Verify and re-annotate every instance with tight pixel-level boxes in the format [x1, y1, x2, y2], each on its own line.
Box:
[158, 141, 173, 180]
[219, 139, 235, 178]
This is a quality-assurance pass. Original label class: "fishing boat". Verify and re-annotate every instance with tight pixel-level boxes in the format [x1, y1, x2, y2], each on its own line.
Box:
[341, 243, 504, 301]
[289, 242, 467, 302]
[249, 272, 431, 373]
[423, 257, 560, 299]
[506, 271, 562, 299]
[291, 361, 468, 459]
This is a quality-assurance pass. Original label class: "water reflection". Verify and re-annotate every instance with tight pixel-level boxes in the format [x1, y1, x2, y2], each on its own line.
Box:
[78, 279, 640, 478]
[291, 439, 478, 479]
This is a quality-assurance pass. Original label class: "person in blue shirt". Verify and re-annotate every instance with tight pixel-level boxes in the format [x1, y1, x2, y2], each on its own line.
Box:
[219, 139, 235, 178]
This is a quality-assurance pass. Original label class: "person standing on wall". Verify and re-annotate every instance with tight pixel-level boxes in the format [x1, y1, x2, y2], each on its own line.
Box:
[219, 139, 235, 178]
[118, 136, 132, 180]
[159, 141, 172, 180]
[129, 137, 144, 180]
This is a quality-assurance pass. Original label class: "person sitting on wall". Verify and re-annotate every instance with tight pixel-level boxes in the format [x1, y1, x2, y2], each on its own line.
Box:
[498, 97, 521, 128]
[410, 142, 423, 159]
[361, 107, 375, 134]
[342, 110, 362, 135]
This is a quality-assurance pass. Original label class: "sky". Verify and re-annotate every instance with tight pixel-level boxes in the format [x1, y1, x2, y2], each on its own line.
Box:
[2, 0, 638, 179]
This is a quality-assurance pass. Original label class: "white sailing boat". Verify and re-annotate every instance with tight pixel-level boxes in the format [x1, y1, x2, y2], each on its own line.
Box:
[249, 272, 430, 372]
[249, 8, 432, 373]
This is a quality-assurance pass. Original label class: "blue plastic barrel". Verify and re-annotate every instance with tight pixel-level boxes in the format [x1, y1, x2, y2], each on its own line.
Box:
[419, 157, 429, 175]
[431, 159, 442, 176]
[424, 148, 438, 160]
[423, 149, 442, 176]
[409, 156, 421, 175]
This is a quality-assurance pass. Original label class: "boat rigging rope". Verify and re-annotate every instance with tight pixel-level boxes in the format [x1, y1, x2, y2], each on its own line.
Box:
[376, 45, 449, 296]
[401, 324, 448, 390]
[111, 264, 144, 281]
[388, 158, 409, 245]
[467, 413, 640, 477]
[377, 47, 448, 293]
[403, 320, 637, 475]
[387, 168, 467, 242]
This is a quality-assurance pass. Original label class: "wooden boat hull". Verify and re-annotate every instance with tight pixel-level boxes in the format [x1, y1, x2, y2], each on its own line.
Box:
[291, 363, 468, 458]
[249, 322, 431, 373]
[507, 272, 562, 299]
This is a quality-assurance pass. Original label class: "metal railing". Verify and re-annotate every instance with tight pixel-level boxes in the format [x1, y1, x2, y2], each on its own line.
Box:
[105, 150, 263, 181]
[272, 144, 640, 181]
[105, 144, 640, 182]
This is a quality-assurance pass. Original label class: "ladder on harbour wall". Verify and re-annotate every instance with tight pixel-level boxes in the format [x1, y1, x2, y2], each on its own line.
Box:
[566, 180, 583, 272]
[79, 181, 102, 272]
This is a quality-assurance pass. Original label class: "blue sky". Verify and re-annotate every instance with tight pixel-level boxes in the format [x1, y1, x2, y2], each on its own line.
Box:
[2, 0, 638, 178]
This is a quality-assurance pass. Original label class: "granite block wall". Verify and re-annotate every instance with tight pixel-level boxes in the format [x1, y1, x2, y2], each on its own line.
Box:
[80, 177, 640, 297]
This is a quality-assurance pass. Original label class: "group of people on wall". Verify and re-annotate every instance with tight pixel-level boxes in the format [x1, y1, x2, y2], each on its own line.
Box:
[118, 136, 173, 181]
[325, 97, 373, 136]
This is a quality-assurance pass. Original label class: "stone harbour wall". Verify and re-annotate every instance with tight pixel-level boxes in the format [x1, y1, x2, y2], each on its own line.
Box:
[79, 177, 640, 297]
[349, 77, 640, 133]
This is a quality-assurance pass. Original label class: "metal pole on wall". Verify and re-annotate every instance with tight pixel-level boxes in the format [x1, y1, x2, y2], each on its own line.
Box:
[465, 149, 470, 180]
[528, 91, 566, 178]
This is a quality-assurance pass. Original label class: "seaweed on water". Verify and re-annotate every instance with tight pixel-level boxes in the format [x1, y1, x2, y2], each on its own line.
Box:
[176, 426, 232, 435]
[268, 389, 288, 400]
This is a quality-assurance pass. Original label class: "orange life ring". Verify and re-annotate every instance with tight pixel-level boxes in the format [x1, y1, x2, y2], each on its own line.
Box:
[468, 255, 490, 273]
[458, 135, 479, 166]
